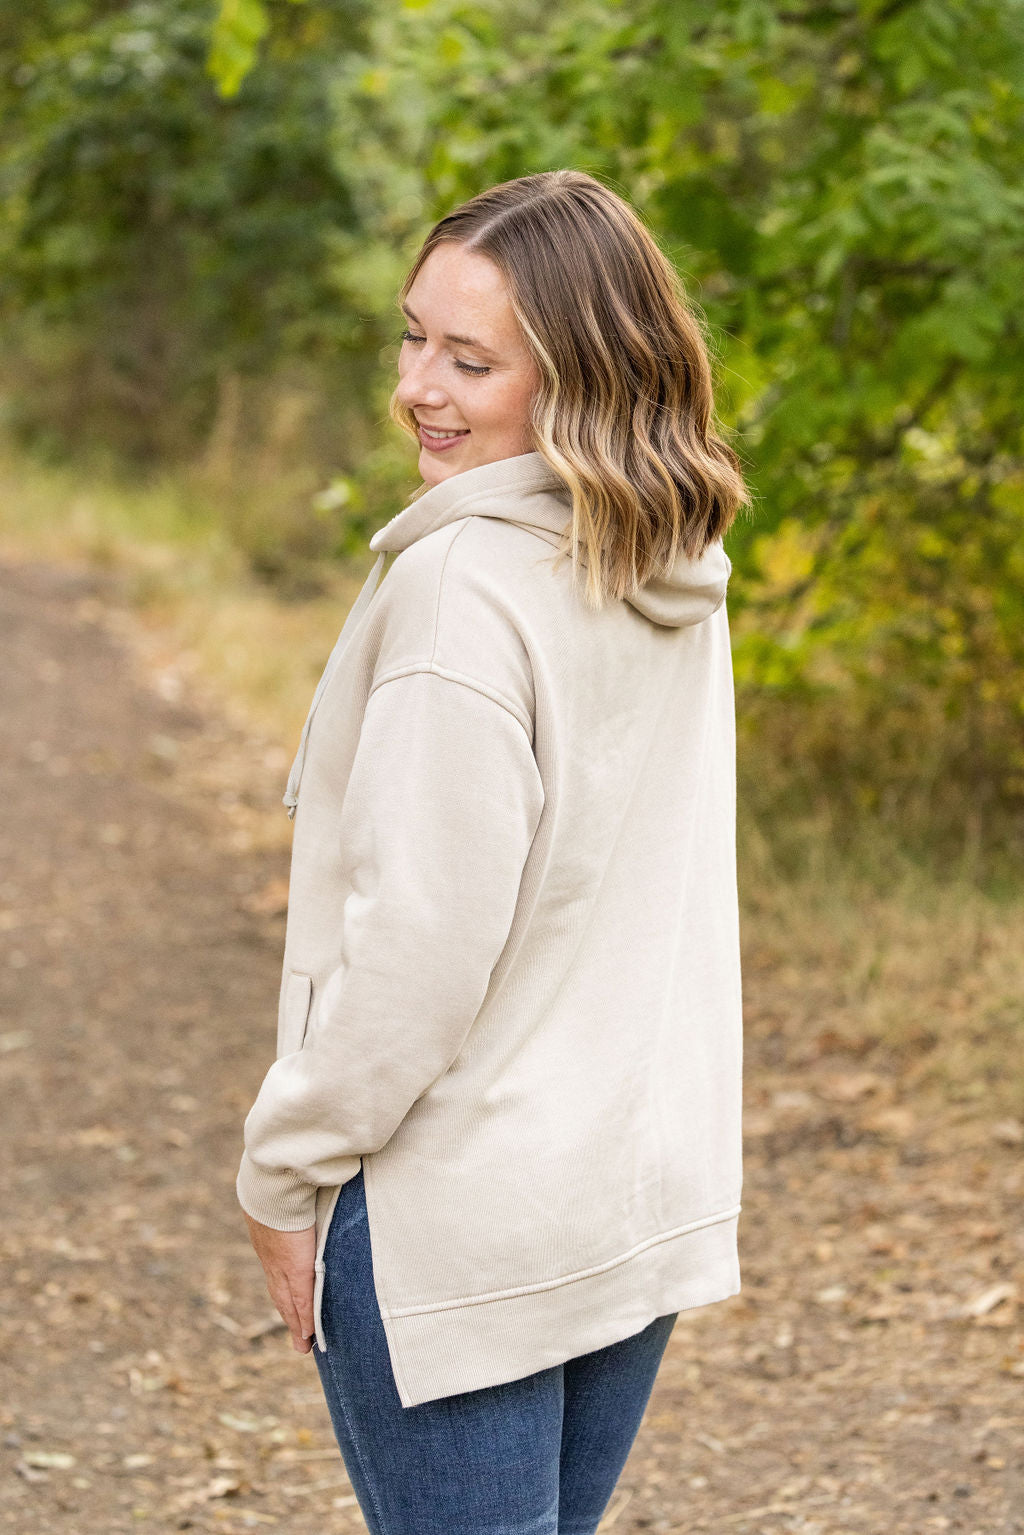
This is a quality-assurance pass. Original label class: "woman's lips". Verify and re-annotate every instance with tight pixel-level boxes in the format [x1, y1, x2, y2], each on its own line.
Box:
[418, 424, 470, 453]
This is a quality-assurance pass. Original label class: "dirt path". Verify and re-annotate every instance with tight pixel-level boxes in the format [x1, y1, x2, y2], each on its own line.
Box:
[0, 557, 1020, 1535]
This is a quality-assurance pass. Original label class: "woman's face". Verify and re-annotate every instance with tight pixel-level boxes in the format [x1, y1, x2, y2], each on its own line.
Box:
[395, 242, 540, 486]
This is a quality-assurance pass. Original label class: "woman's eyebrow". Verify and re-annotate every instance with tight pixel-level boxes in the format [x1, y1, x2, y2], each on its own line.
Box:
[400, 302, 498, 357]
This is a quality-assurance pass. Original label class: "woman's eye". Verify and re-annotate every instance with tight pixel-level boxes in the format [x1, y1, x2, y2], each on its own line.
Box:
[399, 329, 490, 377]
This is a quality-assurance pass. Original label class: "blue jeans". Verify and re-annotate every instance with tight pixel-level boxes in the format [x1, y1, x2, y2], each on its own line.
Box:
[312, 1164, 678, 1535]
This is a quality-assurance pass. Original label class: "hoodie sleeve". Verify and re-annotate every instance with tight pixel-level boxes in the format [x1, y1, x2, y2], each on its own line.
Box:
[236, 668, 545, 1230]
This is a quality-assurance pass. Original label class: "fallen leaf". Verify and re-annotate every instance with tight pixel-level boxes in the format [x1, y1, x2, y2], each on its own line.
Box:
[14, 1460, 50, 1483]
[128, 1367, 169, 1394]
[217, 1412, 278, 1434]
[22, 1450, 76, 1470]
[48, 1236, 105, 1262]
[813, 1028, 875, 1058]
[147, 733, 179, 765]
[965, 1222, 1003, 1243]
[210, 1312, 245, 1337]
[959, 1283, 1017, 1319]
[817, 1072, 883, 1103]
[200, 1475, 242, 1500]
[211, 1455, 244, 1472]
[741, 1109, 775, 1135]
[863, 1106, 916, 1139]
[0, 1031, 32, 1054]
[244, 1315, 288, 1341]
[771, 1089, 815, 1111]
[74, 1125, 124, 1148]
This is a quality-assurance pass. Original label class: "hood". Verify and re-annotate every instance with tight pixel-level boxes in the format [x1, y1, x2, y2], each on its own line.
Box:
[283, 451, 730, 815]
[368, 450, 731, 628]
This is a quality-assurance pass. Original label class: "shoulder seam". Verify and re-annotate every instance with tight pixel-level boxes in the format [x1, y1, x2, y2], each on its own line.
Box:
[367, 662, 533, 741]
[430, 519, 473, 663]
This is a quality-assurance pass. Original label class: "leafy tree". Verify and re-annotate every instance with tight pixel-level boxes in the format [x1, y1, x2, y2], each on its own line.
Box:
[304, 0, 1024, 846]
[0, 0, 367, 457]
[3, 0, 1022, 847]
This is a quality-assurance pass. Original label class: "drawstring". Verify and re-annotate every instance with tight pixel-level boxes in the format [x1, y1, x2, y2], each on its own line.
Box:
[282, 550, 389, 819]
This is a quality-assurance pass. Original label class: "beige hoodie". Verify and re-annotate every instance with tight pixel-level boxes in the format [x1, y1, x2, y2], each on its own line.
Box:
[236, 450, 743, 1409]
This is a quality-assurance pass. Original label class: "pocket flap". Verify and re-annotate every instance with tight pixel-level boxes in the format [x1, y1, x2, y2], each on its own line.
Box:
[279, 971, 313, 1055]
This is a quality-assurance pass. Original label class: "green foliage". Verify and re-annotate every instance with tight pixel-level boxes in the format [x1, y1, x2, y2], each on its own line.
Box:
[0, 0, 368, 457]
[1, 0, 1022, 850]
[208, 0, 272, 98]
[321, 0, 1024, 848]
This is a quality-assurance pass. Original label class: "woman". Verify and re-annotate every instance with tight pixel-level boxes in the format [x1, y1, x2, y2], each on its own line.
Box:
[237, 168, 749, 1534]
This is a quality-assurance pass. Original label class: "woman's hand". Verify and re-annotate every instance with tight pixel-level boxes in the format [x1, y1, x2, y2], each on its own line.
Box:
[242, 1212, 317, 1353]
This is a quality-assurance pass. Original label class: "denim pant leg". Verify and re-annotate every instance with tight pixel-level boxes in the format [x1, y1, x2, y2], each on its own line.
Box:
[557, 1310, 678, 1535]
[312, 1164, 563, 1535]
[312, 1163, 677, 1535]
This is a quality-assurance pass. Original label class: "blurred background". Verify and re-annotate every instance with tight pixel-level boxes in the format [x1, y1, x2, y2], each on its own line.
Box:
[3, 0, 1022, 872]
[1, 4, 1021, 1533]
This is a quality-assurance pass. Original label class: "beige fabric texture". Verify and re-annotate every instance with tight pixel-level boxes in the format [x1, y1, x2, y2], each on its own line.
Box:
[236, 450, 743, 1408]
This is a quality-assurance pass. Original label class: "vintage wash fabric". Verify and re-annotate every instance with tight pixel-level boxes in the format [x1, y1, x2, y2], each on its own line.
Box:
[236, 450, 744, 1410]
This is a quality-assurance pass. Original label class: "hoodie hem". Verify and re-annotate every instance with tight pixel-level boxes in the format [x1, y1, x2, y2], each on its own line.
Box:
[377, 1208, 741, 1408]
[382, 1202, 741, 1317]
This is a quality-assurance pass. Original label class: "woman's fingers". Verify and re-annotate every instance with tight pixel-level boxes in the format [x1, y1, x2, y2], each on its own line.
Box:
[289, 1269, 317, 1346]
[275, 1267, 315, 1351]
[242, 1213, 317, 1351]
[266, 1267, 305, 1344]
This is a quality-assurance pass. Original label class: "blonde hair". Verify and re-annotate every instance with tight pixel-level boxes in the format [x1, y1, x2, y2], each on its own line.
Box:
[390, 169, 749, 610]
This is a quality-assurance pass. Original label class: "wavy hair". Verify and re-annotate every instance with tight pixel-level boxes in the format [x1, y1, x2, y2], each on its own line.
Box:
[390, 169, 749, 610]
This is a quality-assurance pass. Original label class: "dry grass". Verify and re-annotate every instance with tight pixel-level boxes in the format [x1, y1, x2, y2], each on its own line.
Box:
[0, 447, 372, 747]
[739, 834, 1024, 1115]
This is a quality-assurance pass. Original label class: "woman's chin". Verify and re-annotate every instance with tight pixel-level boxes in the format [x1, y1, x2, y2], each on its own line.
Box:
[419, 450, 469, 485]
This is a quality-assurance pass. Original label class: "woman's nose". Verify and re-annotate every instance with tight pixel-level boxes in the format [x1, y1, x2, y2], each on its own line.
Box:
[396, 351, 448, 409]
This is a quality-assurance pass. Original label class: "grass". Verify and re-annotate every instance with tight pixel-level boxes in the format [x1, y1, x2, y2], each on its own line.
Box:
[0, 445, 374, 747]
[3, 443, 1022, 1118]
[739, 822, 1024, 1117]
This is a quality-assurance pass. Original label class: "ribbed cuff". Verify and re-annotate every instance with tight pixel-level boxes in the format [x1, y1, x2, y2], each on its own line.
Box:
[236, 1151, 318, 1231]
